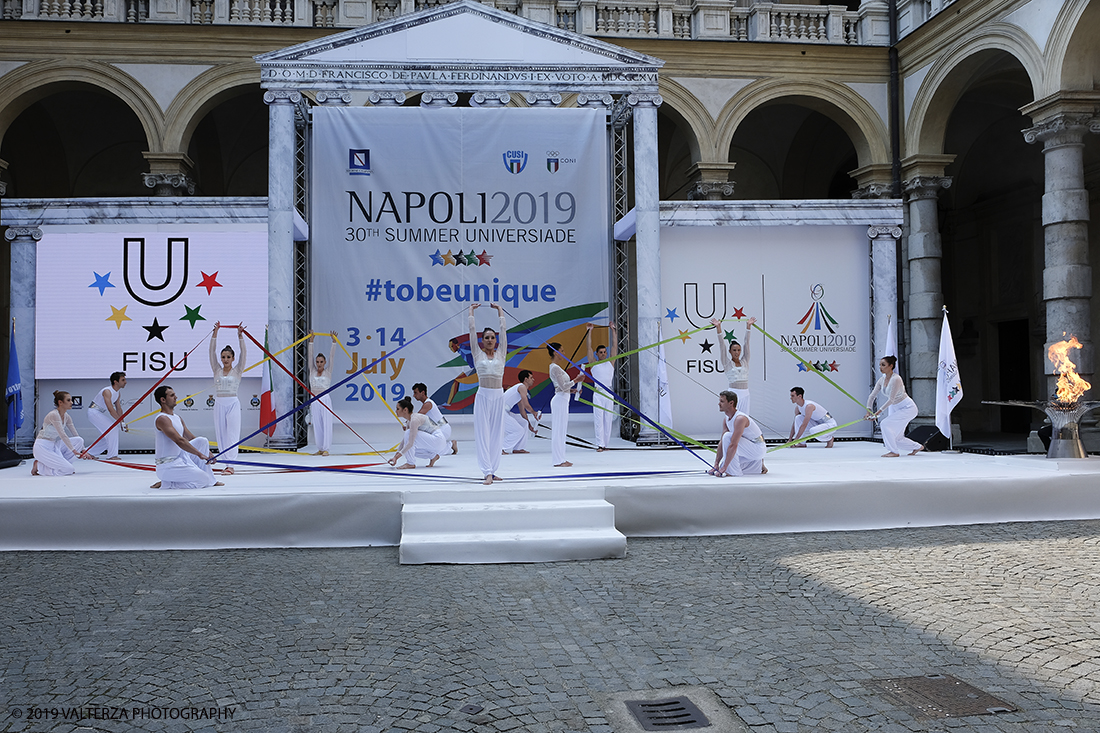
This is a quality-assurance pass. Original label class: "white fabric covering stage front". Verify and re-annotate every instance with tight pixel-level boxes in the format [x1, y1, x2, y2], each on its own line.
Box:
[5, 421, 1100, 552]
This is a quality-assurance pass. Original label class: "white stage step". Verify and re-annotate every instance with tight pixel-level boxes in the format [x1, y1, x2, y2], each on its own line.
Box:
[399, 488, 627, 564]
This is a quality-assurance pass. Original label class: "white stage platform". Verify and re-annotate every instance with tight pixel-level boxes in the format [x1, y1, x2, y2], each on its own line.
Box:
[4, 425, 1100, 552]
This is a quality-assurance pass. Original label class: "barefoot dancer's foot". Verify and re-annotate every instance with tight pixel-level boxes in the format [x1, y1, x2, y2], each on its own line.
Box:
[882, 452, 899, 458]
[555, 461, 573, 467]
[596, 447, 606, 452]
[320, 450, 329, 456]
[761, 465, 768, 474]
[150, 481, 162, 488]
[909, 445, 924, 456]
[483, 475, 493, 485]
[31, 461, 39, 476]
[214, 481, 225, 486]
[312, 450, 323, 456]
[221, 466, 235, 475]
[395, 463, 415, 470]
[428, 455, 439, 467]
[826, 438, 834, 448]
[492, 475, 502, 482]
[451, 441, 458, 454]
[512, 449, 529, 454]
[792, 443, 807, 448]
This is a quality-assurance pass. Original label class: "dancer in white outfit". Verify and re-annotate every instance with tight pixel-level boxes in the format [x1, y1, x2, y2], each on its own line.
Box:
[470, 303, 507, 484]
[548, 342, 577, 467]
[87, 371, 126, 459]
[413, 383, 458, 457]
[709, 390, 767, 477]
[788, 387, 837, 447]
[389, 397, 447, 469]
[711, 316, 755, 418]
[210, 321, 245, 472]
[502, 370, 539, 454]
[585, 322, 618, 451]
[150, 385, 222, 489]
[31, 390, 90, 476]
[865, 355, 924, 457]
[308, 332, 338, 456]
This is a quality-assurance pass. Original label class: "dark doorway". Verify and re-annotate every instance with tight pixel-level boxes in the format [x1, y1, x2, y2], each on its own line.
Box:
[997, 319, 1031, 432]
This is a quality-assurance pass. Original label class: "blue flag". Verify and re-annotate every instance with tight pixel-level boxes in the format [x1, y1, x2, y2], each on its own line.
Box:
[7, 328, 24, 442]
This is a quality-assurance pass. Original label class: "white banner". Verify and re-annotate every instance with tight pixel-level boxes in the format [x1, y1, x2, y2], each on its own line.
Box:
[35, 230, 269, 380]
[311, 107, 609, 423]
[660, 224, 873, 441]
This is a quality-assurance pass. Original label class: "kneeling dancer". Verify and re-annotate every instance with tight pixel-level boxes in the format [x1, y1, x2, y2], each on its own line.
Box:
[151, 385, 222, 489]
[502, 370, 539, 454]
[788, 386, 837, 447]
[710, 390, 767, 477]
[32, 390, 91, 476]
[390, 397, 447, 469]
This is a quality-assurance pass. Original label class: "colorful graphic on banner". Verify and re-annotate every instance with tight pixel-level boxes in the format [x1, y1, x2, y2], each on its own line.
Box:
[660, 225, 872, 440]
[311, 107, 609, 422]
[35, 230, 269, 380]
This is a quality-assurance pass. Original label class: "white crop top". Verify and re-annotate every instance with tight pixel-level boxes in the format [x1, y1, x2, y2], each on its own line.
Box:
[470, 314, 507, 389]
[867, 373, 909, 411]
[308, 341, 337, 392]
[210, 335, 245, 397]
[549, 363, 574, 394]
[38, 410, 80, 452]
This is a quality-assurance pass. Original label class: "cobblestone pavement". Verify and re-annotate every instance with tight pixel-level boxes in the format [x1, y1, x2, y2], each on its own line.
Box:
[3, 520, 1099, 733]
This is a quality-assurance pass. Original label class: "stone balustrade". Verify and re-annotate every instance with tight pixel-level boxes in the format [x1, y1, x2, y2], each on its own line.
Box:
[3, 0, 900, 45]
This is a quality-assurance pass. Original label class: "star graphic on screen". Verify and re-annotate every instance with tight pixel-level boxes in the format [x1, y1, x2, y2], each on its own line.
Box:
[677, 329, 692, 344]
[699, 339, 713, 353]
[732, 306, 747, 319]
[476, 250, 493, 266]
[665, 308, 678, 322]
[796, 361, 808, 372]
[143, 317, 168, 342]
[454, 249, 468, 266]
[829, 361, 839, 372]
[443, 249, 456, 266]
[89, 271, 115, 296]
[180, 304, 205, 329]
[430, 249, 446, 266]
[464, 251, 479, 266]
[106, 305, 132, 329]
[196, 271, 222, 296]
[723, 329, 737, 343]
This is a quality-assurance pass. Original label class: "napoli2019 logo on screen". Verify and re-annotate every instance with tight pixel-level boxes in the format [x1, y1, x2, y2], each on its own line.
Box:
[797, 283, 837, 334]
[503, 150, 527, 174]
[348, 149, 371, 176]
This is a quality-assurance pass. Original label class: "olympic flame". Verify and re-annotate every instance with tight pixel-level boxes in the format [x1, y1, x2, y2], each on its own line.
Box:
[1048, 336, 1091, 404]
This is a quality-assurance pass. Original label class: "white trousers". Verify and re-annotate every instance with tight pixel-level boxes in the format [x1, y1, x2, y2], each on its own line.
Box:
[881, 397, 922, 454]
[474, 386, 504, 477]
[794, 414, 838, 442]
[503, 410, 530, 453]
[87, 408, 119, 458]
[408, 430, 448, 466]
[213, 396, 241, 461]
[156, 437, 217, 489]
[33, 436, 85, 476]
[592, 392, 614, 448]
[731, 387, 750, 418]
[551, 392, 570, 464]
[310, 394, 333, 452]
[719, 431, 765, 476]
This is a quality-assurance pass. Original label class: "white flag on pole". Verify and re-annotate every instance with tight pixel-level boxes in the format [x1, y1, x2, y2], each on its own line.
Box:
[884, 315, 898, 376]
[935, 309, 963, 441]
[657, 321, 673, 427]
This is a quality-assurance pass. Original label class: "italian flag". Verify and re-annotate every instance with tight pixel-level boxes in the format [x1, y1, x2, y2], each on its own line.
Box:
[260, 327, 276, 436]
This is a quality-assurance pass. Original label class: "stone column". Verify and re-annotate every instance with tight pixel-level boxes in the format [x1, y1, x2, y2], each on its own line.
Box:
[0, 158, 8, 197]
[141, 153, 196, 196]
[264, 90, 300, 449]
[686, 162, 736, 201]
[368, 91, 406, 106]
[903, 174, 951, 421]
[470, 92, 511, 108]
[524, 92, 562, 108]
[316, 91, 352, 106]
[1024, 113, 1097, 395]
[6, 226, 41, 452]
[868, 224, 902, 381]
[420, 92, 458, 108]
[629, 93, 662, 440]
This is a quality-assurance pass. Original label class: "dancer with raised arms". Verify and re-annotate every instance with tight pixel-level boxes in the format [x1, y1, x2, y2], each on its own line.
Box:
[865, 355, 924, 457]
[31, 390, 91, 476]
[548, 342, 578, 467]
[710, 316, 756, 418]
[87, 371, 126, 460]
[586, 322, 618, 451]
[308, 331, 338, 456]
[502, 370, 539, 455]
[469, 303, 507, 484]
[150, 385, 222, 489]
[210, 321, 245, 472]
[413, 382, 458, 457]
[708, 390, 767, 477]
[389, 397, 447, 470]
[788, 386, 838, 448]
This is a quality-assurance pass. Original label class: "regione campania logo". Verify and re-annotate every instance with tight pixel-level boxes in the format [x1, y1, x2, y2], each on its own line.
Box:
[348, 149, 371, 176]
